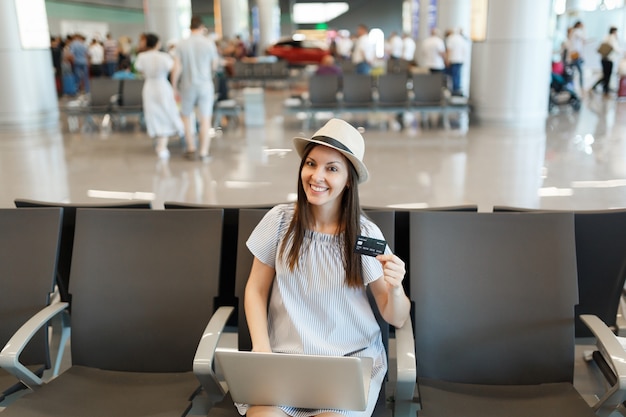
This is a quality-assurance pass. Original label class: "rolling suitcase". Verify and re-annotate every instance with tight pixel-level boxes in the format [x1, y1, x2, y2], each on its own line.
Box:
[618, 76, 626, 99]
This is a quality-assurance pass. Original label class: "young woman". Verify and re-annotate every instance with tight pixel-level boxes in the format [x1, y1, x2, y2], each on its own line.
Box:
[244, 118, 411, 417]
[134, 33, 183, 159]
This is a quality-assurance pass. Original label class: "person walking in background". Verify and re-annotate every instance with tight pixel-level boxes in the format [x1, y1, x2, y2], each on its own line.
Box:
[88, 38, 104, 78]
[335, 30, 353, 62]
[445, 28, 467, 96]
[118, 36, 132, 68]
[68, 34, 90, 93]
[421, 28, 446, 74]
[401, 32, 416, 65]
[171, 15, 220, 162]
[134, 33, 183, 160]
[352, 24, 374, 74]
[51, 36, 64, 96]
[592, 27, 622, 96]
[387, 31, 403, 60]
[243, 118, 410, 417]
[103, 33, 119, 77]
[568, 21, 587, 92]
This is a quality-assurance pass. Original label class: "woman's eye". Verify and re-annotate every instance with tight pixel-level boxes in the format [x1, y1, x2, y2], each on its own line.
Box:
[328, 166, 338, 172]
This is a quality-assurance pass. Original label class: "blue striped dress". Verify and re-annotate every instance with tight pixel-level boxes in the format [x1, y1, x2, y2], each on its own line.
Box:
[245, 204, 388, 417]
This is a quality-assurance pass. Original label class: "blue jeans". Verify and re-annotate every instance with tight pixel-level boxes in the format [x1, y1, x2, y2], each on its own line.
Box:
[571, 58, 584, 90]
[104, 62, 117, 77]
[449, 63, 462, 94]
[73, 63, 90, 92]
[355, 62, 371, 75]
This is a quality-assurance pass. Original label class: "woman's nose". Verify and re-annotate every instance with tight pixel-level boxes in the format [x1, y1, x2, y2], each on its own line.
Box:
[311, 167, 325, 181]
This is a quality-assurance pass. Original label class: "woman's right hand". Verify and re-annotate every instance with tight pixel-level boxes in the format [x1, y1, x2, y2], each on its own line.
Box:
[245, 257, 276, 355]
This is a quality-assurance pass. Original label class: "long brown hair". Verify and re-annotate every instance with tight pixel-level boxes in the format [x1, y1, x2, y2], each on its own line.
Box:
[280, 143, 364, 288]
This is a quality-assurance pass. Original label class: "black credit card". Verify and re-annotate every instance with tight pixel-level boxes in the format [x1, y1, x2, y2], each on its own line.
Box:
[354, 235, 387, 257]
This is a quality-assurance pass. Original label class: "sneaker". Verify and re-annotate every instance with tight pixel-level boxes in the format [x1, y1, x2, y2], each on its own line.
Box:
[183, 151, 197, 161]
[157, 149, 170, 159]
[199, 154, 212, 163]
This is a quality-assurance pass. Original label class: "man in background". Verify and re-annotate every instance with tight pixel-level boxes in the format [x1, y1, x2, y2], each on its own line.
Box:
[352, 24, 374, 74]
[171, 16, 220, 161]
[445, 28, 467, 96]
[103, 33, 119, 77]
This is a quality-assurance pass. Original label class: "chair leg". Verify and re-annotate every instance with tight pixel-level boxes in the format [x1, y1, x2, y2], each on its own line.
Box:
[52, 310, 71, 377]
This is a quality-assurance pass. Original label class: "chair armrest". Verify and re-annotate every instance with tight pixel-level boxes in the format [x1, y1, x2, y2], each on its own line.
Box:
[580, 314, 626, 414]
[0, 301, 69, 390]
[393, 316, 420, 416]
[193, 306, 235, 403]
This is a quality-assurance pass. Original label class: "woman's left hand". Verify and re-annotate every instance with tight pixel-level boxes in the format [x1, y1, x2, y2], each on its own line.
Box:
[375, 254, 406, 293]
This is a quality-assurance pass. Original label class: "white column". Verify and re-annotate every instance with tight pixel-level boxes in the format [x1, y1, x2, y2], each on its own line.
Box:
[470, 0, 552, 127]
[436, 0, 471, 32]
[256, 0, 280, 55]
[565, 0, 583, 12]
[0, 0, 58, 130]
[436, 0, 472, 97]
[216, 0, 249, 40]
[418, 0, 431, 41]
[144, 0, 191, 44]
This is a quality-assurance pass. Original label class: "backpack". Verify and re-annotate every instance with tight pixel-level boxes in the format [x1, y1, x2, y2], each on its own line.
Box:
[597, 42, 613, 58]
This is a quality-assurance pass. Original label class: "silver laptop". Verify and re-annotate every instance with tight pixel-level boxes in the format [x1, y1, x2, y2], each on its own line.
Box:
[215, 350, 373, 411]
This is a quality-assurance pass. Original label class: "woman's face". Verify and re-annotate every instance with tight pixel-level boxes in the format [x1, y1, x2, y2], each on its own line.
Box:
[301, 145, 350, 209]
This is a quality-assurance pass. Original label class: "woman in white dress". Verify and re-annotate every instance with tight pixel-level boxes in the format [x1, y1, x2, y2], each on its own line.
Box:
[244, 118, 411, 417]
[134, 33, 183, 159]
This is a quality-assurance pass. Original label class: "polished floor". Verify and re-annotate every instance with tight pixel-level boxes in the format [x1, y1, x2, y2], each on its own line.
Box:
[2, 86, 626, 212]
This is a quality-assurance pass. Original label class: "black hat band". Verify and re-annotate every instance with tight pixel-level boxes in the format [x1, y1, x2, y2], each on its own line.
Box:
[311, 135, 354, 156]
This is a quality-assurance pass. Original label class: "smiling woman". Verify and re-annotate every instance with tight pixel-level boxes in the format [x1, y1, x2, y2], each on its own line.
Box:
[241, 117, 411, 417]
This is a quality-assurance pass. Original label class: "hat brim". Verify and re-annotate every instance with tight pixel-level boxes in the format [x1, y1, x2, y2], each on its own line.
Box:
[293, 136, 369, 184]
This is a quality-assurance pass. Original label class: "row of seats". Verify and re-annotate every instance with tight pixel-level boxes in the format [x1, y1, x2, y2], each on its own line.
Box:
[14, 199, 626, 340]
[285, 72, 469, 131]
[62, 78, 145, 132]
[2, 200, 626, 416]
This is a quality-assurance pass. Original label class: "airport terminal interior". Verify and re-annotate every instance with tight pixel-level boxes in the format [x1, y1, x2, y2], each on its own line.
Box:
[3, 0, 626, 415]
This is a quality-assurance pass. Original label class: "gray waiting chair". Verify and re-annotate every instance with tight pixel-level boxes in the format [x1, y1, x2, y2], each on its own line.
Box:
[493, 206, 626, 338]
[0, 208, 64, 403]
[377, 74, 410, 109]
[304, 74, 341, 130]
[65, 78, 120, 132]
[408, 211, 624, 417]
[411, 73, 444, 107]
[14, 198, 152, 307]
[342, 73, 375, 109]
[0, 208, 228, 416]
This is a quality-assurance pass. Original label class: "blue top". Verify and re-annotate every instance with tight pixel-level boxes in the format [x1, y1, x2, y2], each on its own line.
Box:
[69, 40, 89, 65]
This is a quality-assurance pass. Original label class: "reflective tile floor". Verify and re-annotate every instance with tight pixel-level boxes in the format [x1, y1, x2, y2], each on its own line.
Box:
[1, 88, 626, 212]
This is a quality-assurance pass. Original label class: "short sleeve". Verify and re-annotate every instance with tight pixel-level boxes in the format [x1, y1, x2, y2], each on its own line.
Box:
[246, 205, 289, 268]
[360, 217, 390, 285]
[134, 54, 144, 72]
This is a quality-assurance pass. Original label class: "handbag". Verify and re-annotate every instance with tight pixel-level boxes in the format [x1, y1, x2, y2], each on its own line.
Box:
[597, 42, 613, 58]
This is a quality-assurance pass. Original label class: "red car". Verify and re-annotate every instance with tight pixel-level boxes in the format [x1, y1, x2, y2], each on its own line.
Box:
[265, 39, 329, 66]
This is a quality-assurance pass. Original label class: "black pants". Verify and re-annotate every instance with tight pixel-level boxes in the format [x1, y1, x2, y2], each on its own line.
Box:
[593, 58, 613, 93]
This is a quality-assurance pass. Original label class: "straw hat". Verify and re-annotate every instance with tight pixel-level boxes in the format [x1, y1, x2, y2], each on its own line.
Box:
[293, 119, 369, 183]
